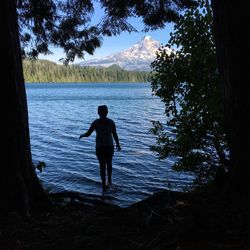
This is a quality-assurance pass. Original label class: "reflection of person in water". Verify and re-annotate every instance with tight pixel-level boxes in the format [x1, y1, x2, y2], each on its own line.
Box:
[79, 105, 121, 192]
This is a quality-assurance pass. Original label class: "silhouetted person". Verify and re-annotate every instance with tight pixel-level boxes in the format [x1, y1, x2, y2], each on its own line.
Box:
[79, 105, 121, 192]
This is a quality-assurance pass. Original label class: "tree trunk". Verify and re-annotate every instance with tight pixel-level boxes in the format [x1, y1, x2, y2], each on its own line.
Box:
[1, 0, 52, 213]
[211, 1, 250, 194]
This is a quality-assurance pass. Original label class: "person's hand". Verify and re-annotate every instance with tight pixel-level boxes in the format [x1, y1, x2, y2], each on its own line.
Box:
[116, 144, 121, 151]
[79, 134, 84, 140]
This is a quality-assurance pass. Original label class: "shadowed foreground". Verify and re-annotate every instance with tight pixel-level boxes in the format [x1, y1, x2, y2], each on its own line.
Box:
[1, 190, 249, 250]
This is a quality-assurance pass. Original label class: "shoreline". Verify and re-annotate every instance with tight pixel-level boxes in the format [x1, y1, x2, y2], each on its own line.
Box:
[25, 81, 150, 84]
[1, 189, 249, 249]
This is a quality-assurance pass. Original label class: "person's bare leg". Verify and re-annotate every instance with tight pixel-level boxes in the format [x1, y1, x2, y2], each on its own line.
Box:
[107, 159, 112, 186]
[99, 161, 106, 192]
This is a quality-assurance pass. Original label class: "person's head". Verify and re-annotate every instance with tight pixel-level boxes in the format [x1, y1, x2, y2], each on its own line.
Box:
[98, 105, 108, 118]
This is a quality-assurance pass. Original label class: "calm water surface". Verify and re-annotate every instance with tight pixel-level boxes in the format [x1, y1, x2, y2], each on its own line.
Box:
[26, 83, 191, 207]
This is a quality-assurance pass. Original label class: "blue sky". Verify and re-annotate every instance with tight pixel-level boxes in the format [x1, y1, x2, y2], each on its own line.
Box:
[38, 3, 175, 64]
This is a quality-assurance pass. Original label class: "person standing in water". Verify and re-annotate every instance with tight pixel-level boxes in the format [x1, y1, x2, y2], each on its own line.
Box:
[79, 105, 121, 192]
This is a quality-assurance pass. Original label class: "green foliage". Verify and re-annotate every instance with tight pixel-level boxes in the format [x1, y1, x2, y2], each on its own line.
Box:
[23, 59, 150, 83]
[150, 0, 229, 185]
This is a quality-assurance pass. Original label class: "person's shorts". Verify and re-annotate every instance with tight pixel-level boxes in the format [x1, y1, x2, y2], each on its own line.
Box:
[96, 146, 114, 163]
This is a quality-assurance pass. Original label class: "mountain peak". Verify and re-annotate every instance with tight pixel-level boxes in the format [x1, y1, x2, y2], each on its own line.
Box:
[142, 35, 153, 40]
[138, 35, 160, 46]
[79, 36, 163, 71]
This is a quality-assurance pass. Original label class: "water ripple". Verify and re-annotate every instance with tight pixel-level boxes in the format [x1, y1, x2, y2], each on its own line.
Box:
[27, 83, 193, 207]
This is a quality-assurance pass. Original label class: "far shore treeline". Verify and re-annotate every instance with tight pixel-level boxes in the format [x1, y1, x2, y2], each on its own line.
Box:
[23, 59, 150, 83]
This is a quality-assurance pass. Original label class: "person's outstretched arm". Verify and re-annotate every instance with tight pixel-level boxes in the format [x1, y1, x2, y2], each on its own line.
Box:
[79, 121, 95, 139]
[112, 122, 121, 151]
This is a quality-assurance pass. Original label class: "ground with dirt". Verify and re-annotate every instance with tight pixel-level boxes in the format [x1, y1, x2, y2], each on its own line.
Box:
[1, 190, 249, 250]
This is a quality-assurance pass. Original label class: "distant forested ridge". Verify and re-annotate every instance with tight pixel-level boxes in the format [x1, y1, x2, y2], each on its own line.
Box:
[23, 59, 150, 83]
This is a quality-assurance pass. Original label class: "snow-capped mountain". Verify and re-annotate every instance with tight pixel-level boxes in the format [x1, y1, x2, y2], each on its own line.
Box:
[79, 36, 163, 71]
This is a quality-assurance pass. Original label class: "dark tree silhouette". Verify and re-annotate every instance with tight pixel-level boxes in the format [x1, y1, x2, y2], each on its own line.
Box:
[211, 1, 250, 194]
[2, 0, 195, 213]
[2, 0, 52, 214]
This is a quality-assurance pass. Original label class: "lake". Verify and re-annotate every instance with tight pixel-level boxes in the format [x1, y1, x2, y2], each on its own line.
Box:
[26, 82, 191, 207]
